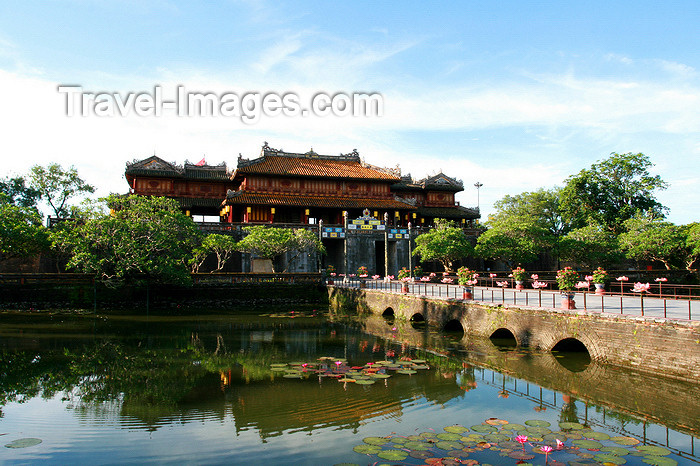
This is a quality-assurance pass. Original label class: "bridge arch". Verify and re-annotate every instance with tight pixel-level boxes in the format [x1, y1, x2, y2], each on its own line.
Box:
[490, 328, 518, 346]
[443, 319, 464, 334]
[382, 307, 394, 318]
[551, 337, 592, 372]
[552, 337, 589, 353]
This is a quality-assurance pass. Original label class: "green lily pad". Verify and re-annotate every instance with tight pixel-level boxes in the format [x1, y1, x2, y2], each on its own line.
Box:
[409, 450, 433, 459]
[508, 451, 535, 460]
[409, 358, 426, 363]
[369, 373, 391, 379]
[526, 426, 552, 436]
[559, 422, 585, 430]
[419, 432, 438, 438]
[543, 432, 567, 441]
[390, 437, 408, 444]
[270, 363, 287, 367]
[412, 364, 430, 369]
[396, 369, 417, 375]
[587, 432, 610, 441]
[502, 423, 527, 431]
[525, 419, 551, 427]
[641, 456, 678, 465]
[338, 378, 356, 383]
[282, 373, 302, 378]
[355, 379, 375, 385]
[4, 438, 42, 449]
[404, 441, 430, 450]
[353, 444, 381, 454]
[594, 453, 627, 464]
[377, 449, 408, 461]
[600, 446, 630, 456]
[566, 432, 584, 440]
[573, 439, 603, 450]
[270, 367, 287, 372]
[436, 440, 464, 450]
[612, 436, 640, 446]
[363, 436, 389, 446]
[637, 446, 671, 456]
[484, 433, 511, 442]
[444, 425, 469, 434]
[437, 433, 462, 441]
[470, 424, 497, 433]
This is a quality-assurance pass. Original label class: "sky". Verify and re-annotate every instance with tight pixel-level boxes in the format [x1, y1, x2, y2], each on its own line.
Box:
[0, 1, 699, 223]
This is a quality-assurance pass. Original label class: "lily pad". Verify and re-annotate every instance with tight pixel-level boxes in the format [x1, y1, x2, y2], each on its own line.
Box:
[396, 369, 417, 375]
[573, 439, 603, 450]
[444, 425, 469, 434]
[437, 432, 462, 441]
[436, 440, 464, 450]
[600, 446, 630, 456]
[419, 432, 438, 438]
[502, 423, 527, 431]
[586, 432, 611, 441]
[409, 450, 433, 459]
[409, 358, 427, 363]
[594, 453, 627, 464]
[353, 444, 381, 454]
[641, 456, 678, 465]
[525, 419, 551, 427]
[470, 424, 497, 433]
[369, 373, 391, 379]
[485, 418, 509, 425]
[363, 436, 389, 446]
[390, 437, 408, 444]
[508, 451, 536, 460]
[526, 426, 552, 436]
[4, 438, 42, 449]
[338, 378, 356, 383]
[282, 373, 302, 378]
[636, 446, 671, 456]
[377, 449, 409, 461]
[559, 422, 585, 430]
[404, 441, 431, 450]
[612, 436, 640, 446]
[484, 433, 511, 442]
[354, 379, 376, 385]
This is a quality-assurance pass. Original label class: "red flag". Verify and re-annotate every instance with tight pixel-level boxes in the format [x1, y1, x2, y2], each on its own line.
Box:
[195, 157, 206, 166]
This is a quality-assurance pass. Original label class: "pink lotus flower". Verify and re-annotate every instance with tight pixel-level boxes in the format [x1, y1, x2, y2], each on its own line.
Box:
[575, 281, 589, 289]
[531, 274, 539, 280]
[515, 435, 528, 450]
[387, 275, 394, 280]
[489, 273, 497, 278]
[584, 275, 594, 282]
[555, 438, 564, 449]
[330, 273, 336, 276]
[441, 277, 454, 283]
[429, 272, 436, 277]
[616, 276, 629, 281]
[655, 277, 668, 282]
[400, 277, 412, 282]
[420, 276, 431, 281]
[508, 273, 513, 277]
[372, 275, 380, 280]
[532, 281, 548, 289]
[496, 281, 509, 287]
[541, 444, 552, 461]
[632, 282, 650, 293]
[359, 274, 368, 278]
[442, 272, 449, 276]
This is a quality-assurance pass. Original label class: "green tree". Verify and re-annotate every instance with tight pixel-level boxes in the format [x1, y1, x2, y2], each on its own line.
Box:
[236, 226, 325, 273]
[560, 152, 668, 234]
[0, 176, 41, 209]
[29, 163, 95, 217]
[474, 219, 551, 266]
[686, 223, 700, 272]
[190, 234, 238, 273]
[618, 216, 686, 270]
[0, 201, 48, 262]
[559, 223, 623, 268]
[491, 188, 569, 237]
[51, 195, 201, 284]
[413, 218, 474, 272]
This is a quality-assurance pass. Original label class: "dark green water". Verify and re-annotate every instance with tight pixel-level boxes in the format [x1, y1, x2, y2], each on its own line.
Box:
[0, 308, 697, 465]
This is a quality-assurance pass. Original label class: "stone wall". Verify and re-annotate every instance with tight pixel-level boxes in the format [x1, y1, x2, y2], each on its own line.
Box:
[328, 287, 700, 383]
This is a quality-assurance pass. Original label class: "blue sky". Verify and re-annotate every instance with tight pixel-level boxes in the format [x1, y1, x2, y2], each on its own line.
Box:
[1, 1, 699, 223]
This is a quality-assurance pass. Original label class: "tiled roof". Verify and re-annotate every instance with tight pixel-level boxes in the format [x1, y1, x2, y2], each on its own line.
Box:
[125, 156, 230, 181]
[224, 191, 416, 210]
[175, 197, 225, 208]
[418, 205, 480, 219]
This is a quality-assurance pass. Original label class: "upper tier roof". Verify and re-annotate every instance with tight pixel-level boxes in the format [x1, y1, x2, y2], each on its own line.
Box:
[125, 155, 230, 182]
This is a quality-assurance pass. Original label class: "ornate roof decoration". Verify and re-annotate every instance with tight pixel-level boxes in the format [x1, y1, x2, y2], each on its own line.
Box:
[417, 172, 464, 192]
[224, 190, 417, 210]
[126, 155, 230, 180]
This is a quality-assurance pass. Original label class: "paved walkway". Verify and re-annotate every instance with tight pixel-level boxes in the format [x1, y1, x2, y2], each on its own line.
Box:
[333, 280, 699, 323]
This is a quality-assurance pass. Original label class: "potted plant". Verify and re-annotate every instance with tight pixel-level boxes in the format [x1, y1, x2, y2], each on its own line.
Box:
[413, 265, 423, 278]
[511, 266, 527, 290]
[325, 265, 336, 285]
[457, 266, 478, 300]
[591, 267, 609, 295]
[556, 266, 579, 309]
[398, 267, 411, 292]
[357, 265, 369, 288]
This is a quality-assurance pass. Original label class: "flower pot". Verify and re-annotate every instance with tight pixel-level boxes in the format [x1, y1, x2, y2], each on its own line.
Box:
[594, 283, 605, 295]
[359, 279, 366, 289]
[561, 292, 576, 310]
[462, 287, 473, 300]
[515, 280, 524, 290]
[401, 283, 409, 293]
[327, 279, 334, 285]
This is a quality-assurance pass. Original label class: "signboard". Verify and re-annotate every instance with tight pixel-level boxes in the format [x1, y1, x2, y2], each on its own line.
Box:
[322, 227, 345, 238]
[348, 209, 385, 231]
[388, 228, 409, 240]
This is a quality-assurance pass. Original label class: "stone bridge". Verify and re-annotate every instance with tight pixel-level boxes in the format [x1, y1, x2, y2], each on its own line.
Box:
[328, 287, 700, 383]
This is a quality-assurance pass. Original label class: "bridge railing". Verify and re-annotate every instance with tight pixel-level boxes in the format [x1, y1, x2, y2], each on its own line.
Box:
[329, 278, 699, 322]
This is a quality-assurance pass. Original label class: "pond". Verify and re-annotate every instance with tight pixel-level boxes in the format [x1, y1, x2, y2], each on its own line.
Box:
[0, 307, 698, 465]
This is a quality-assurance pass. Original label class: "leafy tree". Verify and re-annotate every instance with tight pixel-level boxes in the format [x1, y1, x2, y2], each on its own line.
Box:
[560, 152, 668, 234]
[618, 216, 686, 270]
[0, 176, 41, 209]
[29, 163, 95, 217]
[474, 219, 552, 266]
[559, 224, 623, 268]
[236, 226, 325, 273]
[413, 218, 474, 272]
[491, 188, 569, 237]
[190, 234, 238, 273]
[51, 195, 201, 284]
[0, 201, 48, 262]
[686, 223, 700, 272]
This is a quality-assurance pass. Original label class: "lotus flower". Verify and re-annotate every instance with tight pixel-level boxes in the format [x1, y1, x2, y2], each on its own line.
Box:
[372, 275, 380, 280]
[584, 275, 594, 282]
[515, 435, 528, 450]
[443, 272, 449, 276]
[531, 274, 539, 280]
[496, 281, 509, 287]
[489, 273, 497, 278]
[616, 276, 629, 281]
[655, 277, 668, 282]
[420, 276, 431, 281]
[575, 281, 589, 289]
[632, 282, 650, 293]
[429, 272, 436, 277]
[541, 444, 552, 462]
[330, 272, 336, 276]
[555, 438, 564, 449]
[532, 281, 548, 289]
[441, 277, 453, 283]
[359, 274, 368, 278]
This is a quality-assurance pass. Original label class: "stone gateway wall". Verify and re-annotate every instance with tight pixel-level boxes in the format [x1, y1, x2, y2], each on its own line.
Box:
[328, 287, 700, 383]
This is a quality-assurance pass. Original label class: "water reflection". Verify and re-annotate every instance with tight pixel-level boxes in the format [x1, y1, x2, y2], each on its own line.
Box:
[0, 309, 698, 464]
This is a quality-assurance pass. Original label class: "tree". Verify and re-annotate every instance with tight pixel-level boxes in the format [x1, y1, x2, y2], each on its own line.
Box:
[686, 223, 700, 272]
[559, 224, 623, 268]
[412, 218, 474, 272]
[491, 188, 569, 237]
[236, 226, 325, 273]
[618, 216, 686, 270]
[474, 219, 551, 266]
[190, 234, 238, 273]
[51, 195, 201, 284]
[29, 163, 95, 217]
[0, 201, 48, 262]
[0, 176, 41, 209]
[560, 152, 668, 234]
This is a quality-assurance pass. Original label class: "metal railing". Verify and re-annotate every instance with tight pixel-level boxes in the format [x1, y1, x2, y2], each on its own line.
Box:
[0, 272, 322, 286]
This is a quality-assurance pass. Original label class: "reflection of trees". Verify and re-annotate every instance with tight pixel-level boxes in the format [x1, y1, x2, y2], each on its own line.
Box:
[559, 395, 579, 424]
